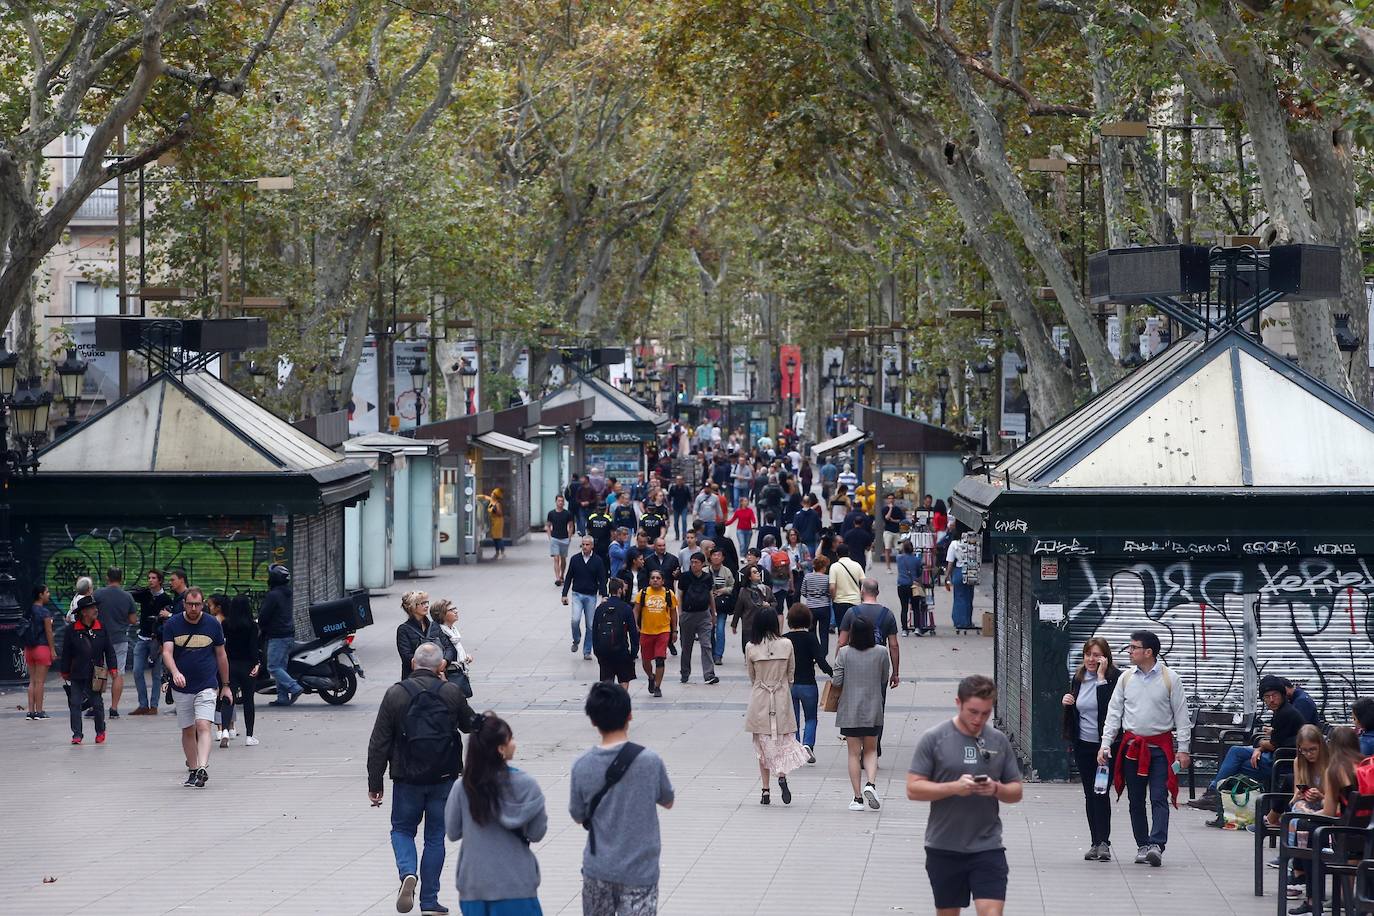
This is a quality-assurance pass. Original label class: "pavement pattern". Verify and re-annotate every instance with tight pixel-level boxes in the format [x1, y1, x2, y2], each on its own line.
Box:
[1, 534, 1282, 915]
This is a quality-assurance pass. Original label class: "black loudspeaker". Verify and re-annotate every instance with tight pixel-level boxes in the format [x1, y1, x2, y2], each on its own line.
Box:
[595, 347, 626, 367]
[1088, 245, 1211, 303]
[1220, 267, 1268, 303]
[1269, 245, 1341, 301]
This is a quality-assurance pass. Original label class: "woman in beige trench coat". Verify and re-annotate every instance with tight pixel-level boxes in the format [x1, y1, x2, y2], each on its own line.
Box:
[745, 609, 810, 805]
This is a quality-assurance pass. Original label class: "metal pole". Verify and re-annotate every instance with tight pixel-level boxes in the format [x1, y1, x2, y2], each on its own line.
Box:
[116, 135, 129, 396]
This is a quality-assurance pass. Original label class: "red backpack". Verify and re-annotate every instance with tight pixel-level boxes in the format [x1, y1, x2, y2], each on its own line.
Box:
[1355, 756, 1374, 797]
[769, 548, 791, 585]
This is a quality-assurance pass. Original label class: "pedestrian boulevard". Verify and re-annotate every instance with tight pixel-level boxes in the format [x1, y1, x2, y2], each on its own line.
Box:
[2, 536, 1277, 915]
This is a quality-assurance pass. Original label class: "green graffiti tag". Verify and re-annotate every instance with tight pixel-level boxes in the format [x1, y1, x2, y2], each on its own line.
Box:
[44, 526, 270, 610]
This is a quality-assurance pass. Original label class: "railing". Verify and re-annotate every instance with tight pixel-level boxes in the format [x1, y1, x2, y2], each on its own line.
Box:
[70, 186, 119, 221]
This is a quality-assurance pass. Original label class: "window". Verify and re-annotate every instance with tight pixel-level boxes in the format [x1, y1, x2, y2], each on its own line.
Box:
[63, 129, 118, 219]
[71, 281, 120, 316]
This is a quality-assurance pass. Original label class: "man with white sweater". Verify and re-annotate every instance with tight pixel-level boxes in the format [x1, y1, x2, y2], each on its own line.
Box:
[1097, 629, 1192, 868]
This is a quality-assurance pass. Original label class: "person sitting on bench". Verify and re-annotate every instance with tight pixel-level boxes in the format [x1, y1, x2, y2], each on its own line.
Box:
[1187, 675, 1304, 812]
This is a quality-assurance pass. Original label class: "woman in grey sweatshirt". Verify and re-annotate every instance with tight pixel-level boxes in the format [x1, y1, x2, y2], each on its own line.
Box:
[445, 714, 548, 913]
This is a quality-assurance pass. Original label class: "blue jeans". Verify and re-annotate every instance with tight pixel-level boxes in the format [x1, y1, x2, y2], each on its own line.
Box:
[571, 592, 597, 655]
[1209, 745, 1272, 791]
[792, 683, 819, 748]
[702, 521, 718, 540]
[267, 637, 302, 701]
[733, 485, 749, 508]
[132, 638, 163, 709]
[1124, 745, 1171, 850]
[391, 779, 453, 910]
[673, 508, 689, 540]
[459, 899, 543, 916]
[713, 612, 727, 662]
[736, 529, 753, 554]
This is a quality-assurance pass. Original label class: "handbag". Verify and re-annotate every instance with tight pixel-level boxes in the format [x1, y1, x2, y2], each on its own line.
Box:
[821, 679, 843, 713]
[90, 665, 109, 692]
[450, 666, 474, 699]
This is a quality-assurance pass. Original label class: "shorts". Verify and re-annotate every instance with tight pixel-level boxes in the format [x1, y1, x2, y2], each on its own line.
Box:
[23, 644, 53, 668]
[924, 847, 1008, 909]
[173, 687, 217, 728]
[597, 655, 637, 684]
[883, 530, 900, 549]
[550, 537, 570, 557]
[640, 631, 670, 661]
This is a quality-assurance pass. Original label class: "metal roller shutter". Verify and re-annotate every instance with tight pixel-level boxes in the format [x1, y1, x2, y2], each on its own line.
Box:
[994, 554, 1034, 759]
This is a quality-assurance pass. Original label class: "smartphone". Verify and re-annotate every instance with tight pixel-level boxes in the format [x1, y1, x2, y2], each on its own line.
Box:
[1296, 784, 1311, 792]
[1170, 759, 1184, 774]
[973, 774, 990, 784]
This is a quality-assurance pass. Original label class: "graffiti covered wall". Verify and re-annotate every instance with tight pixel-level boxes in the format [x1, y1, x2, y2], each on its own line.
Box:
[1064, 556, 1374, 722]
[38, 519, 277, 611]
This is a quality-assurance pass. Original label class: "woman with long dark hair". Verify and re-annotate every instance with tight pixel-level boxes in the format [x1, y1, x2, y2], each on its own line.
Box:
[24, 583, 56, 720]
[221, 595, 262, 746]
[745, 607, 809, 804]
[1061, 637, 1120, 860]
[445, 714, 548, 915]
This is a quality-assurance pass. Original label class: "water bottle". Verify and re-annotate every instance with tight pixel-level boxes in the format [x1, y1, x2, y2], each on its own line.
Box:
[1094, 764, 1110, 795]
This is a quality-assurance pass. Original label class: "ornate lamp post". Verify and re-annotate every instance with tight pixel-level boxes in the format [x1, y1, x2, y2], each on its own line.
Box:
[326, 365, 345, 411]
[884, 361, 901, 412]
[936, 367, 950, 426]
[0, 352, 54, 684]
[973, 360, 994, 455]
[459, 359, 478, 415]
[55, 348, 88, 434]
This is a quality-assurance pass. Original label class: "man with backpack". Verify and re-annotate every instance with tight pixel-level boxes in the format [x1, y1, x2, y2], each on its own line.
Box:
[368, 642, 483, 916]
[592, 579, 639, 688]
[570, 683, 674, 916]
[759, 535, 792, 616]
[1097, 629, 1192, 868]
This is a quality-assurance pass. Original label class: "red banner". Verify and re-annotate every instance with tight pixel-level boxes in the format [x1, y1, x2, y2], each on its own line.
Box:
[779, 345, 803, 398]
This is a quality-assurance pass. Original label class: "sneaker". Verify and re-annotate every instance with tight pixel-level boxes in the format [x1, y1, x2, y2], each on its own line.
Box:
[804, 745, 816, 764]
[1085, 843, 1101, 861]
[1186, 792, 1220, 810]
[108, 708, 119, 718]
[650, 685, 662, 698]
[863, 782, 881, 810]
[25, 712, 34, 721]
[680, 674, 690, 684]
[421, 906, 450, 916]
[287, 687, 304, 705]
[1145, 845, 1162, 867]
[778, 776, 792, 805]
[1289, 902, 1313, 915]
[245, 736, 260, 746]
[36, 711, 48, 719]
[70, 736, 81, 745]
[712, 657, 723, 665]
[219, 733, 229, 749]
[95, 732, 106, 744]
[1097, 843, 1112, 862]
[194, 767, 208, 788]
[706, 676, 719, 685]
[397, 874, 418, 913]
[228, 729, 236, 738]
[848, 797, 865, 811]
[1268, 857, 1282, 869]
[583, 653, 593, 661]
[570, 640, 578, 653]
[183, 769, 197, 788]
[1134, 846, 1149, 865]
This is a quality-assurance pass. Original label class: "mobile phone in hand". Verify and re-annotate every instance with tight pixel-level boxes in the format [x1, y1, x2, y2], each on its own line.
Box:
[973, 774, 990, 784]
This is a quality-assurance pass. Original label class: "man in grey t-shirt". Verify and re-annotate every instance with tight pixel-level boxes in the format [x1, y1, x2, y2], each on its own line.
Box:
[571, 683, 674, 916]
[93, 567, 136, 717]
[908, 674, 1023, 916]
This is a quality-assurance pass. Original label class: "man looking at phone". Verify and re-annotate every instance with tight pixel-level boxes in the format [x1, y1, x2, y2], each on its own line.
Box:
[1097, 629, 1192, 868]
[908, 675, 1022, 916]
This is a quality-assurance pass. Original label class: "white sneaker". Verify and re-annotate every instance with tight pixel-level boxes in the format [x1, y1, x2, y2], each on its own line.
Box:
[245, 736, 259, 746]
[863, 782, 882, 809]
[848, 798, 865, 811]
[216, 729, 225, 740]
[228, 729, 237, 739]
[804, 745, 816, 764]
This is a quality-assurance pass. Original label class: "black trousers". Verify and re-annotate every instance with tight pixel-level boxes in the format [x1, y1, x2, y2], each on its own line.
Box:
[228, 659, 256, 737]
[1073, 738, 1112, 846]
[898, 585, 914, 631]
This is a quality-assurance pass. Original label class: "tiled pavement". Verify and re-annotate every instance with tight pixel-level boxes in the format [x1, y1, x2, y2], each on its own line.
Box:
[2, 535, 1279, 915]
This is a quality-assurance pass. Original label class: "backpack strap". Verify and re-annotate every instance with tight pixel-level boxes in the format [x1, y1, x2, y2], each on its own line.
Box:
[583, 742, 645, 854]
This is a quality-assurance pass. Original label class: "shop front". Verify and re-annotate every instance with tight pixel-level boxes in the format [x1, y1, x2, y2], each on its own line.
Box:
[853, 404, 975, 510]
[542, 374, 667, 478]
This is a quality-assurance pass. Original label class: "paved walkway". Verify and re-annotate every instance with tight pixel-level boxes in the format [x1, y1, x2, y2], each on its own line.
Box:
[2, 535, 1279, 915]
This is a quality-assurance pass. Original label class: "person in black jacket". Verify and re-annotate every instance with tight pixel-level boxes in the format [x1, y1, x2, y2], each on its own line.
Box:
[130, 570, 173, 715]
[1061, 636, 1122, 861]
[591, 578, 639, 687]
[61, 595, 118, 744]
[222, 595, 262, 745]
[367, 641, 483, 916]
[258, 565, 302, 706]
[396, 590, 432, 681]
[563, 537, 608, 660]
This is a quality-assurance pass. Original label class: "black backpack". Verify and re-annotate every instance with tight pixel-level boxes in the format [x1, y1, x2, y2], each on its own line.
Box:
[592, 604, 625, 657]
[16, 605, 42, 647]
[396, 679, 459, 784]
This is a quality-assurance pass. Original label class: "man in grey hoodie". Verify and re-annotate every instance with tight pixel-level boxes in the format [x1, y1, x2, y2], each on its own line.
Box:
[571, 683, 675, 915]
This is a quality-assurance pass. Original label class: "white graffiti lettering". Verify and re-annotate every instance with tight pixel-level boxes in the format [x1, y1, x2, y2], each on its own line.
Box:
[1033, 538, 1092, 555]
[1256, 559, 1374, 597]
[995, 519, 1029, 533]
[1312, 543, 1357, 556]
[1122, 539, 1232, 555]
[1242, 540, 1300, 556]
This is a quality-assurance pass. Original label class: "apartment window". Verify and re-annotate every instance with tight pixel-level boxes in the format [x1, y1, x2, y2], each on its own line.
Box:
[71, 281, 120, 316]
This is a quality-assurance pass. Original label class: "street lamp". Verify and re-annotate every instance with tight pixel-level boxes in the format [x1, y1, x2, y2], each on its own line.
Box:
[55, 348, 88, 433]
[458, 359, 478, 415]
[784, 354, 798, 422]
[884, 361, 901, 412]
[973, 360, 994, 455]
[936, 367, 950, 426]
[326, 365, 345, 411]
[0, 359, 53, 684]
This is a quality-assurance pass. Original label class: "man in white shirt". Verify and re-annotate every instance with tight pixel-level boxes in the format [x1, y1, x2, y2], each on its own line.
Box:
[1097, 630, 1191, 868]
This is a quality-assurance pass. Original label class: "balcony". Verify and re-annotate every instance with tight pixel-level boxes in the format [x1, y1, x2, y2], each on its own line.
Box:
[68, 186, 119, 223]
